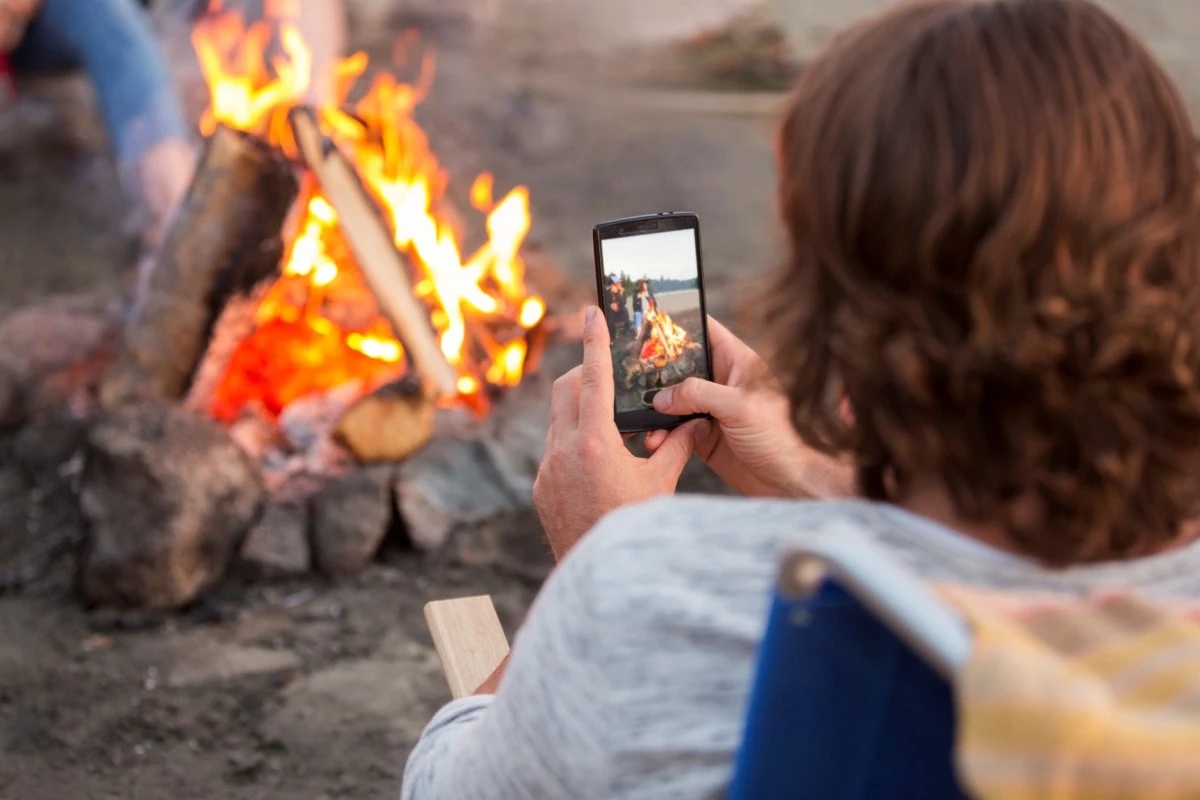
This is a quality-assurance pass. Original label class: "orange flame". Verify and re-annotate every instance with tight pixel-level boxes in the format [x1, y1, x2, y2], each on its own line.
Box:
[194, 6, 544, 421]
[639, 308, 691, 363]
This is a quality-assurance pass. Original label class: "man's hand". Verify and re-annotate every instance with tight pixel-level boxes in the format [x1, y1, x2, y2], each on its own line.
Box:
[533, 306, 707, 561]
[646, 318, 855, 499]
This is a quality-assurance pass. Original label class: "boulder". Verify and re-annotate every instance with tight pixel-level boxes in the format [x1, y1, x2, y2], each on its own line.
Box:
[309, 466, 394, 579]
[0, 294, 120, 422]
[394, 383, 548, 551]
[77, 403, 264, 610]
[394, 437, 523, 551]
[0, 362, 23, 431]
[239, 502, 311, 578]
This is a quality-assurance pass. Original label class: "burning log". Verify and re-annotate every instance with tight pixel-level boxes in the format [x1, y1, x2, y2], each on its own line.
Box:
[101, 126, 299, 407]
[289, 107, 459, 398]
[333, 376, 436, 463]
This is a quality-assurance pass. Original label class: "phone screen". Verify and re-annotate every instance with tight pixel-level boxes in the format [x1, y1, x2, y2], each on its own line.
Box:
[598, 226, 712, 419]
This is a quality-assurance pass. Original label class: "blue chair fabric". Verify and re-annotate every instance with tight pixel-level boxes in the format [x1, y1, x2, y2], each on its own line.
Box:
[728, 581, 969, 799]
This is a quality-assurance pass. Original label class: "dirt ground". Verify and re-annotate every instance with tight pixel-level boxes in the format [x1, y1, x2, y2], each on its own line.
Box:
[3, 1, 1200, 798]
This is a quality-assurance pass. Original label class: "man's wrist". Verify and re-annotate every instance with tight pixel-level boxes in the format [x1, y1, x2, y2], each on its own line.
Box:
[473, 654, 510, 695]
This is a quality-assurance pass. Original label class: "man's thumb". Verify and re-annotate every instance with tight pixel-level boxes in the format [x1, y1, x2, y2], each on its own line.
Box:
[653, 378, 740, 419]
[648, 419, 709, 476]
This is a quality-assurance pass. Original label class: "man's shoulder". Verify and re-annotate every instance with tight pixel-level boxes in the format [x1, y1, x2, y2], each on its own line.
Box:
[565, 496, 880, 620]
[580, 495, 875, 560]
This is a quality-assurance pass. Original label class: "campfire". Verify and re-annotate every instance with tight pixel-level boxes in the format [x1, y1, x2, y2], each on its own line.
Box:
[34, 2, 575, 610]
[638, 308, 691, 366]
[189, 2, 546, 426]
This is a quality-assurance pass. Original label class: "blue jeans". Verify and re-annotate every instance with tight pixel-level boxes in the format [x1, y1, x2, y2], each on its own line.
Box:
[634, 311, 644, 332]
[11, 0, 188, 167]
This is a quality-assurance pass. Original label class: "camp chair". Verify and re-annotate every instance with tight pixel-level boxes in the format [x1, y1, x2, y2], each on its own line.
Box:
[424, 523, 974, 798]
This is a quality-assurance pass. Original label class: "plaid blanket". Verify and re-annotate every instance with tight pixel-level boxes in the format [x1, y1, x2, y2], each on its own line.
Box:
[943, 586, 1200, 799]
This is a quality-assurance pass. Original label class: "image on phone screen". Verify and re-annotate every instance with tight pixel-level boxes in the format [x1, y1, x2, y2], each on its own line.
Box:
[598, 226, 711, 416]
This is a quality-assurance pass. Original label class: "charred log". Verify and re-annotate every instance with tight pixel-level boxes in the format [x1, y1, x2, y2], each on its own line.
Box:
[100, 125, 298, 407]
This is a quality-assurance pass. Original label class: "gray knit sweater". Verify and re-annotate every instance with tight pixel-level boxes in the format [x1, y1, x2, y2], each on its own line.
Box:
[402, 496, 1200, 799]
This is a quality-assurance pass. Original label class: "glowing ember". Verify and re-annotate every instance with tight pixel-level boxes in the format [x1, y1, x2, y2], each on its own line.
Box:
[193, 3, 545, 422]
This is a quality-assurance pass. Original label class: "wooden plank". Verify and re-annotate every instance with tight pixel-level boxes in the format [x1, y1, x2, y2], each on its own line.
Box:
[289, 107, 460, 398]
[424, 596, 511, 699]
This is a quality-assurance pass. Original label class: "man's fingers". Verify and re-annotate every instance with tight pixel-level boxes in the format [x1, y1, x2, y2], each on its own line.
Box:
[578, 305, 615, 428]
[550, 367, 581, 428]
[652, 377, 743, 420]
[705, 316, 759, 380]
[644, 429, 669, 452]
[648, 419, 709, 477]
[705, 316, 739, 350]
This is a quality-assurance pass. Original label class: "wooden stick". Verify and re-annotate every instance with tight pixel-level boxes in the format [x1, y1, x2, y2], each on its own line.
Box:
[289, 107, 459, 398]
[424, 596, 511, 699]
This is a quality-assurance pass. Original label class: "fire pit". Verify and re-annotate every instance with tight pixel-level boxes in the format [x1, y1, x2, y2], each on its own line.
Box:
[0, 4, 580, 610]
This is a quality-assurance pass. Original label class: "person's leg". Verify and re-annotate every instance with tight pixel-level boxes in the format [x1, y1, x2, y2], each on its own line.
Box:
[284, 0, 347, 106]
[19, 0, 195, 247]
[29, 0, 188, 166]
[634, 311, 643, 332]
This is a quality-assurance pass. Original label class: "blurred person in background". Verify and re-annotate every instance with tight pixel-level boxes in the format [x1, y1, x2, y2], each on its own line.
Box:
[632, 278, 655, 335]
[1, 0, 195, 250]
[604, 272, 630, 339]
[0, 0, 348, 261]
[403, 0, 1200, 797]
[274, 0, 346, 109]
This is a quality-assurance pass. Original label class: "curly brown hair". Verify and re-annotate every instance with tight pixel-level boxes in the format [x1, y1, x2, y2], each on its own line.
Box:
[768, 0, 1200, 565]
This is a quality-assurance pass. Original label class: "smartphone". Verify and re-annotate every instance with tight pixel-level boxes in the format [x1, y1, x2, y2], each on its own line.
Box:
[593, 212, 715, 433]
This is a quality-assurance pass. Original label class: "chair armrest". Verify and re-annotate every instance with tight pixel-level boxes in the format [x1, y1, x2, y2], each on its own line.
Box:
[424, 596, 512, 699]
[780, 522, 972, 678]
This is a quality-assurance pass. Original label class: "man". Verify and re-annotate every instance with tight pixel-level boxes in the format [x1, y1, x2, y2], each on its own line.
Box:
[401, 1, 1200, 797]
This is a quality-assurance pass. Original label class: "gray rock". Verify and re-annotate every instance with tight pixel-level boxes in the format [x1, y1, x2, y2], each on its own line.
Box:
[393, 382, 549, 550]
[77, 403, 265, 610]
[0, 361, 23, 431]
[0, 294, 119, 422]
[310, 466, 394, 579]
[11, 419, 88, 487]
[239, 502, 311, 578]
[394, 436, 521, 551]
[277, 381, 363, 454]
[226, 409, 286, 463]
